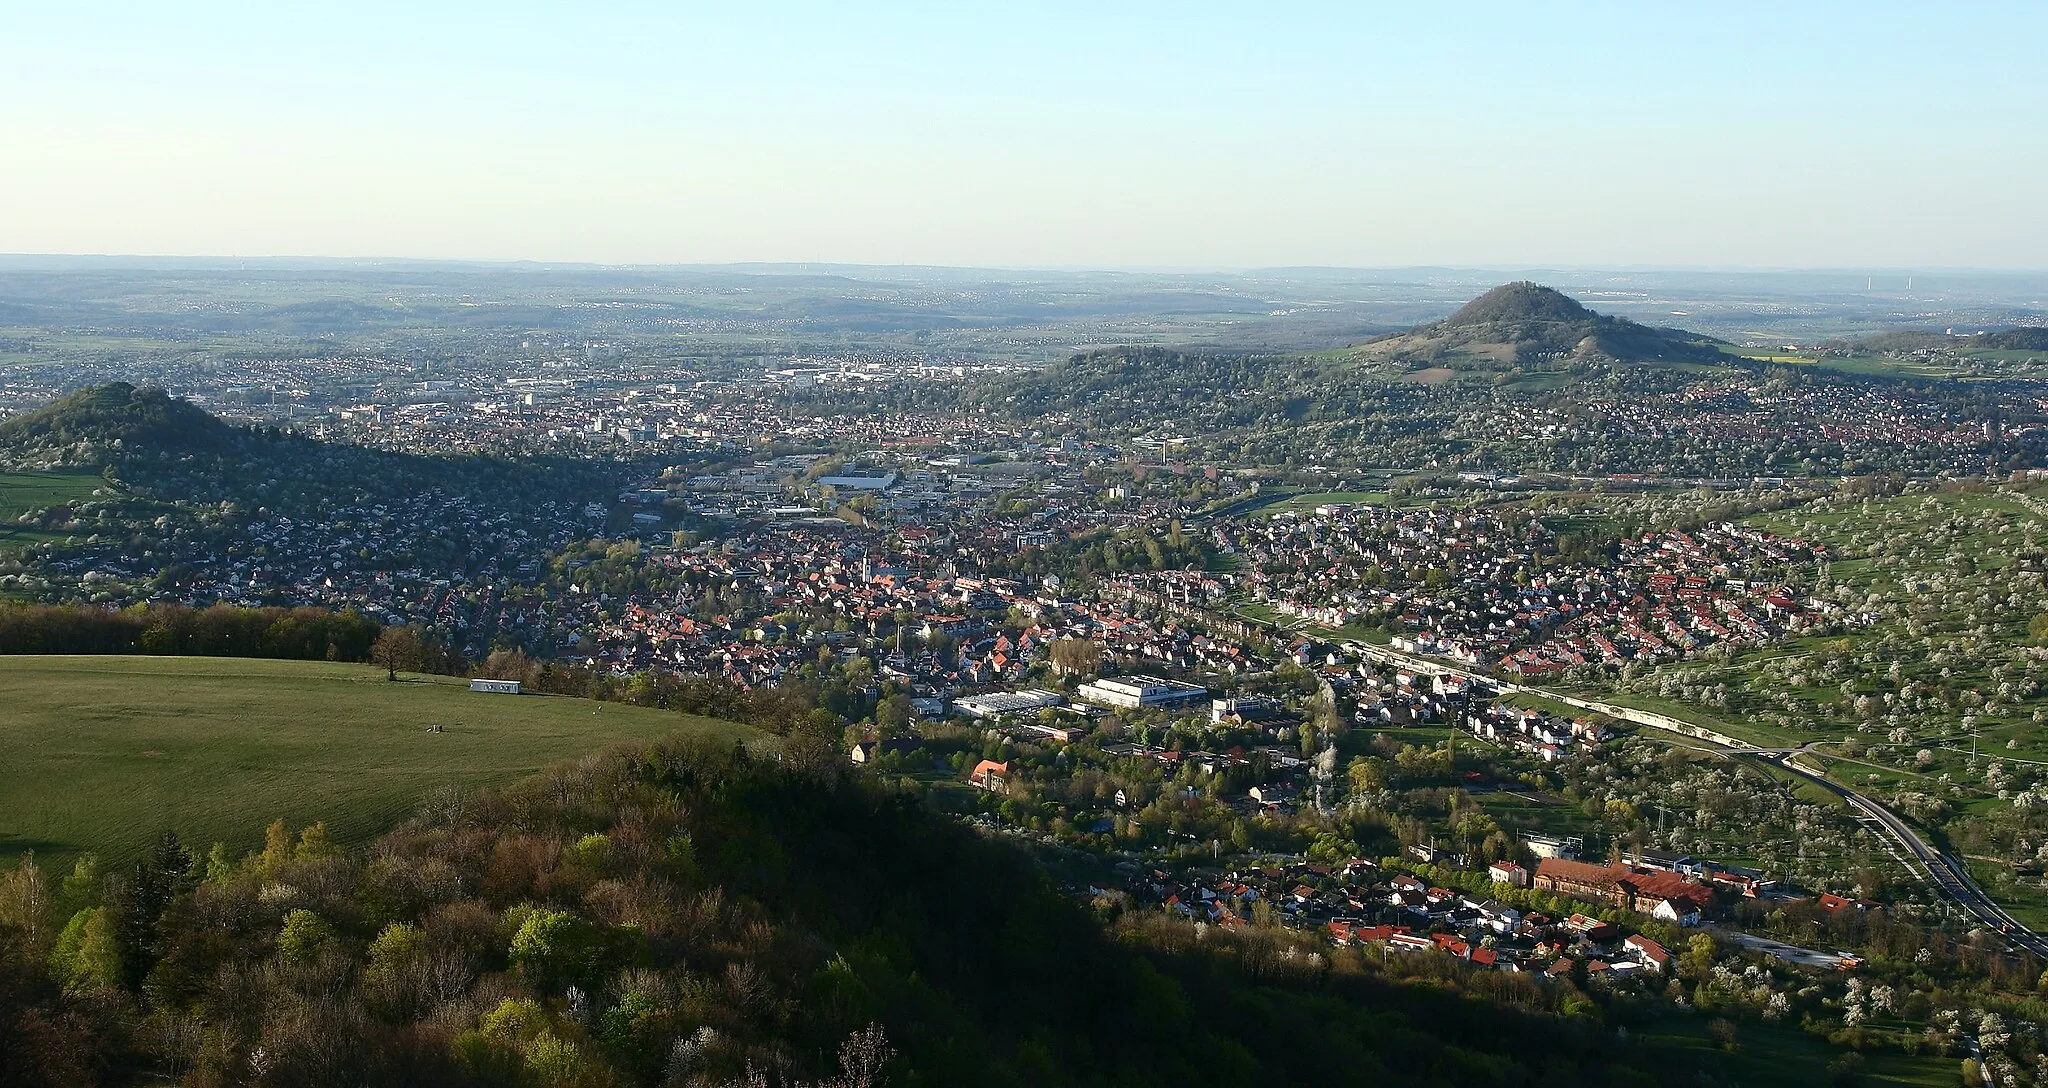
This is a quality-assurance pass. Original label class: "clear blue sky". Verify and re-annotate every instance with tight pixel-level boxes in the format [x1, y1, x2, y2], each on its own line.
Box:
[2, 1, 2041, 267]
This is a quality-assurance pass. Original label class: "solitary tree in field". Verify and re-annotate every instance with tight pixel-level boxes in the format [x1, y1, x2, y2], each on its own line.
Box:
[371, 626, 423, 681]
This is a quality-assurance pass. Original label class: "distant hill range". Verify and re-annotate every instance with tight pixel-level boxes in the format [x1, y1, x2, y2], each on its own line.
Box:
[1830, 327, 2048, 354]
[1350, 281, 1728, 369]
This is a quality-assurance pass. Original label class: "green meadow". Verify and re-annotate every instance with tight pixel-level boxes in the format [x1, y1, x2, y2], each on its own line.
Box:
[0, 655, 757, 867]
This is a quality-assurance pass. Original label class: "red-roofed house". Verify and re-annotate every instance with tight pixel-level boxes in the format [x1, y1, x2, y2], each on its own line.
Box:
[1624, 934, 1671, 973]
[1534, 858, 1712, 926]
[969, 760, 1012, 794]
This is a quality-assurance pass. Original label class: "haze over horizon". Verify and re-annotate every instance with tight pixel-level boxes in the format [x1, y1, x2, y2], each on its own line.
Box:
[4, 1, 2044, 269]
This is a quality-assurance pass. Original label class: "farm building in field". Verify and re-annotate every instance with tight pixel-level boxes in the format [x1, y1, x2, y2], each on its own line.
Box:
[469, 678, 522, 695]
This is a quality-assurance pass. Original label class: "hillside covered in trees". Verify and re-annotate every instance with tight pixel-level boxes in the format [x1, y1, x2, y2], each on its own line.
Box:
[0, 383, 618, 520]
[1348, 282, 1729, 370]
[0, 385, 630, 625]
[1834, 328, 2048, 354]
[0, 736, 1704, 1087]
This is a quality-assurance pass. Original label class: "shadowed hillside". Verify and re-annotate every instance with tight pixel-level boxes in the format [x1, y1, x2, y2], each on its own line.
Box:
[0, 735, 1715, 1086]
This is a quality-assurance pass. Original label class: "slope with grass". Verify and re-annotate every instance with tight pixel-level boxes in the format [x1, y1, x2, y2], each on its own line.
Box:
[0, 469, 111, 551]
[0, 655, 756, 867]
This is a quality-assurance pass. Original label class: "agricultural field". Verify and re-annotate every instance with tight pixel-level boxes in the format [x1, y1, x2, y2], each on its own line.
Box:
[1265, 490, 1392, 512]
[0, 655, 758, 868]
[1724, 344, 2046, 381]
[0, 468, 109, 511]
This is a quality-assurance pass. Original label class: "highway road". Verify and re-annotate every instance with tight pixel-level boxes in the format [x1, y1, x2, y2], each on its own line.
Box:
[1338, 638, 2048, 956]
[1829, 784, 2048, 956]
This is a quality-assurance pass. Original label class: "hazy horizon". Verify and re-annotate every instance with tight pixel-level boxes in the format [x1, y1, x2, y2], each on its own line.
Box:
[5, 1, 2043, 269]
[3, 255, 2045, 278]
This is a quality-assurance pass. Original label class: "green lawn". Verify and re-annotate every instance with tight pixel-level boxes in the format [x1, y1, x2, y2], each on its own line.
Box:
[0, 468, 109, 549]
[1746, 756, 1850, 810]
[1576, 688, 1804, 749]
[1961, 856, 2048, 931]
[1722, 345, 1981, 381]
[0, 655, 758, 867]
[0, 524, 69, 550]
[1261, 490, 1391, 515]
[0, 468, 109, 511]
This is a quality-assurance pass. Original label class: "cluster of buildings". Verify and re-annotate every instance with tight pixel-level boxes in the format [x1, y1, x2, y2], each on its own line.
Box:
[1129, 857, 1681, 978]
[26, 487, 591, 655]
[1489, 379, 2031, 478]
[1218, 506, 1819, 678]
[1469, 703, 1611, 762]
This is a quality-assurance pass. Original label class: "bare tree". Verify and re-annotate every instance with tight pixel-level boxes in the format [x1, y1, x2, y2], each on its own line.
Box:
[830, 1023, 894, 1088]
[370, 626, 423, 681]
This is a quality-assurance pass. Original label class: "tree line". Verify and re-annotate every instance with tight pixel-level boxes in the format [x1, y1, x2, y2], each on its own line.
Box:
[0, 602, 383, 662]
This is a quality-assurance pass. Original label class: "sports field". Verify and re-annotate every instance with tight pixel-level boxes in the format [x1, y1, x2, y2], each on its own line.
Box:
[0, 655, 757, 866]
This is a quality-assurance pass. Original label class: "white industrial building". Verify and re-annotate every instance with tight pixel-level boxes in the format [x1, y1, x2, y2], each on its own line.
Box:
[953, 689, 1065, 718]
[1075, 675, 1208, 711]
[818, 472, 898, 491]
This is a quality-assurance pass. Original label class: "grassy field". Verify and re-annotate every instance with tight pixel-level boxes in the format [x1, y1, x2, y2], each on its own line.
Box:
[1722, 345, 1985, 381]
[0, 656, 758, 867]
[0, 468, 109, 549]
[1746, 486, 2048, 767]
[1257, 490, 1393, 516]
[1578, 687, 1804, 749]
[0, 468, 108, 510]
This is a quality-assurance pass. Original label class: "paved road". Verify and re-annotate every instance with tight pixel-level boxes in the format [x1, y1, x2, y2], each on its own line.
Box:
[1827, 782, 2048, 956]
[1339, 638, 2048, 956]
[1709, 925, 1853, 969]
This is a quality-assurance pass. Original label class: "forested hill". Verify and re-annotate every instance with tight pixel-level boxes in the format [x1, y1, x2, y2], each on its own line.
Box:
[0, 385, 619, 589]
[963, 346, 1477, 460]
[0, 736, 1684, 1086]
[1442, 281, 1597, 327]
[807, 343, 1733, 468]
[0, 383, 611, 513]
[1830, 328, 2048, 354]
[1352, 282, 1728, 368]
[816, 286, 1735, 458]
[1980, 328, 2048, 351]
[0, 383, 234, 455]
